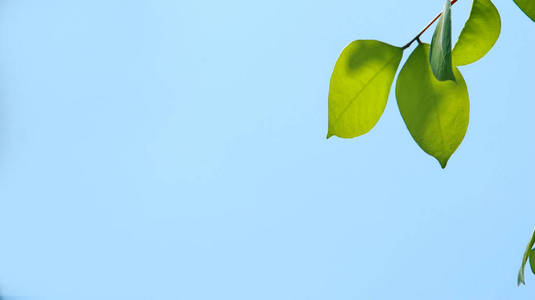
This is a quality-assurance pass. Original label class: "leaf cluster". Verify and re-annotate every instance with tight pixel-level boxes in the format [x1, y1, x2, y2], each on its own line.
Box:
[519, 229, 535, 285]
[327, 0, 504, 168]
[328, 0, 535, 286]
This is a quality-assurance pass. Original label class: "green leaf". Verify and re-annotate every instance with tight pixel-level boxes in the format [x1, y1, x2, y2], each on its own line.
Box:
[396, 44, 469, 168]
[327, 40, 403, 139]
[429, 0, 456, 82]
[518, 229, 535, 285]
[452, 0, 501, 66]
[530, 249, 535, 275]
[514, 0, 535, 22]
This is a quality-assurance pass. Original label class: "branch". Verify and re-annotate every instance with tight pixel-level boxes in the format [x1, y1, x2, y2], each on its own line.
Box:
[401, 0, 459, 49]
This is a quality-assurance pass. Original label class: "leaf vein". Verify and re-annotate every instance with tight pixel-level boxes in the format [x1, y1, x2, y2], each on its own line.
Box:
[332, 54, 399, 127]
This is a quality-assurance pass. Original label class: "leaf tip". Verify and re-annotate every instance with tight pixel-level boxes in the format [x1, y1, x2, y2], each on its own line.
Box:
[431, 67, 456, 83]
[439, 157, 449, 169]
[518, 272, 525, 286]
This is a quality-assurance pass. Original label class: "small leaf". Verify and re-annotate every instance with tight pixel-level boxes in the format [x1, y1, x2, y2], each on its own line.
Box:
[530, 249, 535, 275]
[514, 0, 535, 22]
[396, 44, 469, 168]
[327, 40, 403, 139]
[518, 229, 535, 285]
[452, 0, 501, 66]
[430, 0, 456, 82]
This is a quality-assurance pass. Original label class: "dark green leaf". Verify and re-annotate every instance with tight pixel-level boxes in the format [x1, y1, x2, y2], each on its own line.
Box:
[327, 40, 403, 139]
[396, 44, 469, 168]
[529, 249, 535, 275]
[519, 229, 535, 285]
[430, 0, 456, 82]
[452, 0, 501, 66]
[514, 0, 535, 22]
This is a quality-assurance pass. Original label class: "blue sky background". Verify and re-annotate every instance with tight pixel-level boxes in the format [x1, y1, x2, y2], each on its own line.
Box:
[0, 0, 534, 299]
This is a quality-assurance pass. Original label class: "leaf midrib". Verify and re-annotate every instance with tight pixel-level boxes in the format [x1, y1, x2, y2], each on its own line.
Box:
[332, 54, 399, 128]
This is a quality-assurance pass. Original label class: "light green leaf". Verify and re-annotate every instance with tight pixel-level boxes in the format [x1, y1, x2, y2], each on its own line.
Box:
[430, 0, 456, 82]
[396, 44, 469, 168]
[452, 0, 501, 66]
[514, 0, 535, 22]
[327, 40, 403, 139]
[518, 229, 535, 285]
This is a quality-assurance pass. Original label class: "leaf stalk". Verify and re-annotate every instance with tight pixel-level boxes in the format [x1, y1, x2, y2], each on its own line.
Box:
[401, 0, 459, 50]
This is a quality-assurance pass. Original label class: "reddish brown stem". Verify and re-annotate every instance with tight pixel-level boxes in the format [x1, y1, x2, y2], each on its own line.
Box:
[401, 0, 459, 50]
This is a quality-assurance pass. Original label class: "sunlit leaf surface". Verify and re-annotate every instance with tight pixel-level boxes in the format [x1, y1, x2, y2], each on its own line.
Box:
[327, 40, 403, 139]
[396, 44, 469, 168]
[452, 0, 501, 66]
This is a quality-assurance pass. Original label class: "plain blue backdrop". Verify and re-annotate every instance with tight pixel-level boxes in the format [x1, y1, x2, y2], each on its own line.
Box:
[0, 0, 534, 299]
